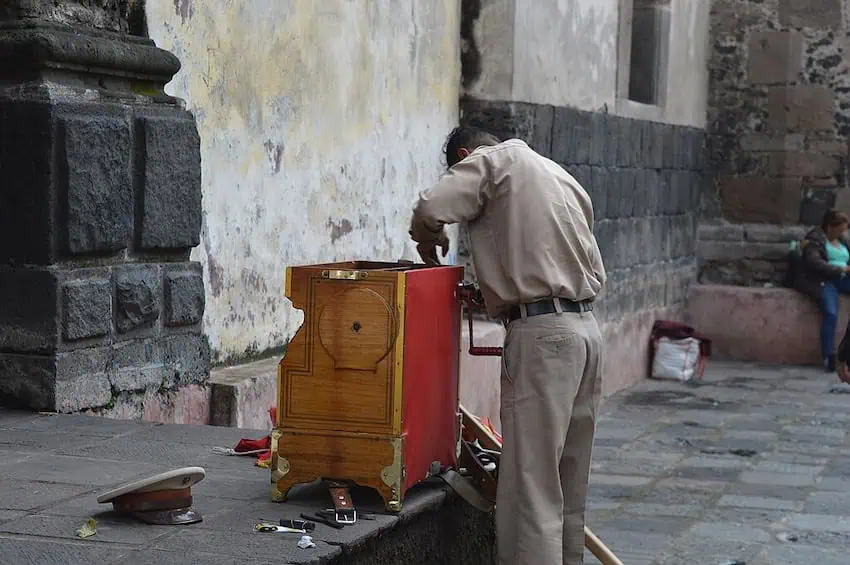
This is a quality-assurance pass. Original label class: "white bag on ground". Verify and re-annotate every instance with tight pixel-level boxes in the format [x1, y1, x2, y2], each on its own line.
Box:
[651, 336, 703, 382]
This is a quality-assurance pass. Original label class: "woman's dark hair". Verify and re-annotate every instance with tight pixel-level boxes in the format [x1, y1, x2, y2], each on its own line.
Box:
[822, 208, 850, 230]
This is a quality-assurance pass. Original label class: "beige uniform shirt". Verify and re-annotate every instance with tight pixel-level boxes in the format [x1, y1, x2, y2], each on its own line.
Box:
[410, 139, 606, 318]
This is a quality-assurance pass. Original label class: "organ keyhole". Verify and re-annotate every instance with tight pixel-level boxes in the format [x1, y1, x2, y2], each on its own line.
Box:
[352, 321, 362, 333]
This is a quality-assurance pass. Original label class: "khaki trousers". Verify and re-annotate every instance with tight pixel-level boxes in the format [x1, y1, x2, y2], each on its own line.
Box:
[496, 309, 603, 565]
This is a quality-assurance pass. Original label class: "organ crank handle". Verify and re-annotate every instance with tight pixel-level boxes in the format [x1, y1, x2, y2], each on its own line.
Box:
[458, 282, 503, 357]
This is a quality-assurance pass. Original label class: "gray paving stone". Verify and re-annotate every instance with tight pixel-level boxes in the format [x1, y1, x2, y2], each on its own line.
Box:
[0, 450, 37, 472]
[620, 503, 702, 517]
[37, 493, 118, 518]
[655, 477, 729, 493]
[740, 471, 817, 487]
[0, 510, 28, 524]
[724, 428, 780, 441]
[0, 513, 173, 545]
[2, 413, 157, 436]
[751, 461, 824, 475]
[1, 455, 162, 487]
[804, 491, 850, 515]
[0, 480, 93, 511]
[602, 515, 691, 536]
[670, 465, 743, 482]
[590, 474, 655, 487]
[718, 495, 801, 511]
[701, 507, 790, 530]
[823, 457, 850, 474]
[592, 451, 683, 476]
[637, 487, 719, 507]
[767, 451, 831, 465]
[191, 475, 271, 502]
[117, 549, 257, 565]
[657, 539, 766, 565]
[588, 500, 621, 512]
[782, 425, 847, 441]
[816, 476, 850, 491]
[0, 536, 128, 565]
[659, 409, 732, 427]
[773, 529, 850, 552]
[57, 439, 212, 466]
[757, 544, 850, 565]
[786, 513, 850, 532]
[677, 455, 752, 469]
[689, 521, 773, 543]
[775, 442, 841, 456]
[593, 424, 649, 441]
[0, 430, 104, 453]
[725, 482, 810, 502]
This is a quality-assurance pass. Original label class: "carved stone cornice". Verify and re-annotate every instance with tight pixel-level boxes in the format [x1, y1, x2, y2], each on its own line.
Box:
[0, 22, 180, 82]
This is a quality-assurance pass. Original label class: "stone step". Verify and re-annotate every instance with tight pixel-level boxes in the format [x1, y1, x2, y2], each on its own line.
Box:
[209, 357, 278, 429]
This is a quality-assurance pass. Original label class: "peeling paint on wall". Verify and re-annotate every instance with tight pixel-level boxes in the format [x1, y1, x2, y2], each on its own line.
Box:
[173, 0, 192, 23]
[145, 0, 461, 363]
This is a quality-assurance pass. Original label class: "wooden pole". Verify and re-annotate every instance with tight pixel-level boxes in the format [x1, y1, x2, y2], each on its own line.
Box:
[585, 526, 625, 565]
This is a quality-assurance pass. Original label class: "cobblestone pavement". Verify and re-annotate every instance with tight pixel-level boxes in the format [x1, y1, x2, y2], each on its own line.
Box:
[2, 361, 850, 564]
[586, 361, 850, 565]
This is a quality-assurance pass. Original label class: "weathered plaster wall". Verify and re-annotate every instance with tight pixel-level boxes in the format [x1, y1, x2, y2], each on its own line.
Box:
[660, 0, 712, 127]
[144, 0, 461, 362]
[512, 0, 619, 112]
[464, 0, 618, 112]
[463, 0, 709, 127]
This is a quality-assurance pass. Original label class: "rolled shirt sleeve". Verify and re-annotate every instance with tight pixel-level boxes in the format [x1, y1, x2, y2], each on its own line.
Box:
[409, 153, 491, 246]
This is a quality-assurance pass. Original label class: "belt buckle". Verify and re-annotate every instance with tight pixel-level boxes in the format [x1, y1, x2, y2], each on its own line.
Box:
[335, 509, 357, 524]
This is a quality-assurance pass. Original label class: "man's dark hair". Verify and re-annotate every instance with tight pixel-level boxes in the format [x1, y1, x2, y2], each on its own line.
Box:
[444, 126, 501, 168]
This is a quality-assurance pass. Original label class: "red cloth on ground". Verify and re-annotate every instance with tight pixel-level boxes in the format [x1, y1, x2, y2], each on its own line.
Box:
[233, 406, 276, 466]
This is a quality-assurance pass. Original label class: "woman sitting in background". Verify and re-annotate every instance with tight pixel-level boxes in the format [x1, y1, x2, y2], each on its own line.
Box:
[794, 209, 850, 372]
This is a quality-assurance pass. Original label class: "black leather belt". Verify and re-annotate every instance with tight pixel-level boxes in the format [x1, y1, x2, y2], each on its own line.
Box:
[505, 298, 592, 323]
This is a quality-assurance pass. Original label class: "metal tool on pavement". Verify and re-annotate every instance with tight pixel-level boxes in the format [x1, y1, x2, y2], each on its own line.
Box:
[301, 512, 344, 530]
[318, 509, 376, 521]
[254, 523, 307, 534]
[281, 518, 315, 531]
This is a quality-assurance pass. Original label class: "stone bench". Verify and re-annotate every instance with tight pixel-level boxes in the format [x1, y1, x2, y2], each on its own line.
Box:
[686, 284, 850, 365]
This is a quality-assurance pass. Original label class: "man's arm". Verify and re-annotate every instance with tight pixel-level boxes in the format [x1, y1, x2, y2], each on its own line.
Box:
[409, 154, 490, 248]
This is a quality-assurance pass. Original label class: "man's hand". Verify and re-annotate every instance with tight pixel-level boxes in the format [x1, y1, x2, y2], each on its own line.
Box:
[416, 230, 450, 266]
[839, 361, 850, 384]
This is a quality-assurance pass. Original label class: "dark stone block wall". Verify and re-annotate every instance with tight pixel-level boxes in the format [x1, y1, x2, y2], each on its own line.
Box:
[703, 0, 850, 286]
[459, 98, 704, 325]
[0, 1, 209, 414]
